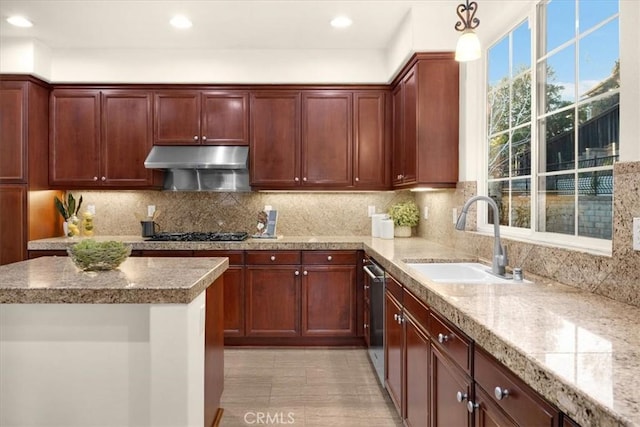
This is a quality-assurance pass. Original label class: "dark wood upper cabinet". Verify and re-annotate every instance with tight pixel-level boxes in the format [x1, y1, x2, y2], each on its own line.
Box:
[354, 91, 389, 189]
[249, 91, 301, 188]
[50, 89, 158, 188]
[301, 92, 353, 187]
[392, 53, 459, 189]
[0, 82, 26, 182]
[154, 90, 249, 145]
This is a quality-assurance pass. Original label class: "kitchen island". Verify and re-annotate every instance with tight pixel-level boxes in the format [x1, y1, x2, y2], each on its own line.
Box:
[0, 256, 228, 427]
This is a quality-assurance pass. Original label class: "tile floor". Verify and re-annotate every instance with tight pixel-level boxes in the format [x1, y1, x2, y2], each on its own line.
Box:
[220, 348, 403, 426]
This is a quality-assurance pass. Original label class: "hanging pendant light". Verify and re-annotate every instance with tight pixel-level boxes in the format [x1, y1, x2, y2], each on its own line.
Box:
[454, 0, 481, 62]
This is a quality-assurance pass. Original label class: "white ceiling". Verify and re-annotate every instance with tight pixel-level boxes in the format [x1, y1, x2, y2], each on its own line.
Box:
[0, 0, 458, 51]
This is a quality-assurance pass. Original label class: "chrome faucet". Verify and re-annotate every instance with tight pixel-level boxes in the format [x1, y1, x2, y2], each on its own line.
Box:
[455, 195, 508, 277]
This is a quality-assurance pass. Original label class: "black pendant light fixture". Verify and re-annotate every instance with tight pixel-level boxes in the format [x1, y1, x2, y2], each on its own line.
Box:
[454, 0, 481, 62]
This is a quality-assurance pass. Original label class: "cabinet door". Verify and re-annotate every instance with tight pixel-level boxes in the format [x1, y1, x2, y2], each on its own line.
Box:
[101, 91, 155, 187]
[430, 344, 472, 427]
[301, 265, 356, 337]
[401, 68, 418, 185]
[0, 81, 26, 182]
[301, 92, 352, 187]
[202, 92, 249, 145]
[354, 92, 388, 189]
[385, 291, 404, 415]
[50, 90, 101, 186]
[391, 84, 404, 186]
[0, 185, 27, 265]
[222, 266, 245, 337]
[250, 92, 301, 188]
[405, 316, 429, 427]
[245, 266, 300, 336]
[153, 91, 200, 144]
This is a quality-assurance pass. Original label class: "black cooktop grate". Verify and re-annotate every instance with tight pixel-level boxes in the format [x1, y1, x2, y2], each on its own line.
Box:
[146, 232, 249, 242]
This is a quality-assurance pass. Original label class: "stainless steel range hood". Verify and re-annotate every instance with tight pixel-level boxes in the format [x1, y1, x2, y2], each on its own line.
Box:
[144, 145, 251, 192]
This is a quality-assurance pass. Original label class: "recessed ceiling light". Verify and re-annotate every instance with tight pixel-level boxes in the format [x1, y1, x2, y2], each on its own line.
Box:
[6, 16, 33, 28]
[170, 15, 192, 29]
[330, 16, 352, 28]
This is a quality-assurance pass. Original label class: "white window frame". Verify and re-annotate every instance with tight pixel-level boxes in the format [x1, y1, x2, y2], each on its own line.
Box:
[479, 0, 619, 256]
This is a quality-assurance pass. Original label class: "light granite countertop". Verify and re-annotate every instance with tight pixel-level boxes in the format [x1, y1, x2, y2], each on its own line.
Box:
[0, 256, 228, 304]
[27, 235, 640, 426]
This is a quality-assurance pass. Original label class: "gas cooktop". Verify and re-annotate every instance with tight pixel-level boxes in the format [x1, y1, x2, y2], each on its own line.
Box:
[145, 232, 249, 242]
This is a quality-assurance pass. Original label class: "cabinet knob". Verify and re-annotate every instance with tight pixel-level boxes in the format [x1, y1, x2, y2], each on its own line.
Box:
[327, 255, 332, 261]
[355, 177, 359, 182]
[303, 271, 308, 276]
[394, 313, 399, 321]
[101, 176, 106, 181]
[302, 177, 307, 182]
[193, 136, 199, 140]
[270, 255, 276, 261]
[364, 323, 368, 329]
[364, 284, 370, 290]
[294, 270, 300, 276]
[93, 176, 98, 181]
[437, 333, 451, 343]
[294, 177, 300, 182]
[494, 387, 509, 401]
[202, 136, 207, 141]
[456, 391, 468, 403]
[397, 174, 403, 180]
[467, 401, 478, 413]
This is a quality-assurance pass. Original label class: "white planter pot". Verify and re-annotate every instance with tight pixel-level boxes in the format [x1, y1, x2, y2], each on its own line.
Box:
[394, 225, 412, 237]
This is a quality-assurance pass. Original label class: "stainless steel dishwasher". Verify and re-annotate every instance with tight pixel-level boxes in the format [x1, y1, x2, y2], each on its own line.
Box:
[364, 257, 385, 385]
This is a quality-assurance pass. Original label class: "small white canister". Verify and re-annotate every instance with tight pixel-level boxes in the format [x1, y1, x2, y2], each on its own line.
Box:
[380, 219, 395, 239]
[371, 214, 388, 237]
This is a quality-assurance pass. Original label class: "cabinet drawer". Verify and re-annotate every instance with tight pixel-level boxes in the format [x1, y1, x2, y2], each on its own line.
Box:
[385, 274, 403, 302]
[194, 250, 244, 265]
[475, 348, 559, 427]
[427, 310, 471, 374]
[246, 251, 300, 265]
[302, 251, 357, 265]
[402, 288, 428, 331]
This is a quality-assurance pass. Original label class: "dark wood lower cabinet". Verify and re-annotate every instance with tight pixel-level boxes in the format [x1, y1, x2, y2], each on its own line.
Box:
[0, 185, 26, 265]
[384, 290, 404, 414]
[221, 266, 244, 337]
[404, 314, 430, 427]
[204, 275, 224, 427]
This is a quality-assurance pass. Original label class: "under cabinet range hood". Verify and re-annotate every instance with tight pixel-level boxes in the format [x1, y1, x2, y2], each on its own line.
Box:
[144, 145, 250, 192]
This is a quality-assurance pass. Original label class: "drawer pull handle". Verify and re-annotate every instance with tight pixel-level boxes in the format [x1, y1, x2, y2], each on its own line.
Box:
[270, 255, 276, 261]
[456, 391, 468, 403]
[467, 401, 478, 413]
[327, 255, 332, 261]
[494, 387, 509, 400]
[438, 333, 450, 343]
[294, 270, 300, 276]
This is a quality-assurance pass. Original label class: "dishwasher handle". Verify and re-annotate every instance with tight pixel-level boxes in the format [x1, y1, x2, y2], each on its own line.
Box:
[363, 264, 383, 280]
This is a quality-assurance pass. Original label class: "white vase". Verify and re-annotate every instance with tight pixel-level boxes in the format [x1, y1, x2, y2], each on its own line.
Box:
[394, 225, 412, 237]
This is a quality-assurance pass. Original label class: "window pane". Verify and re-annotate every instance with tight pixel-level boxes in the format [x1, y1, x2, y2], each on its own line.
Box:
[488, 35, 509, 87]
[579, 19, 619, 99]
[578, 170, 613, 239]
[513, 20, 531, 73]
[540, 45, 576, 113]
[511, 178, 531, 228]
[488, 85, 510, 135]
[512, 127, 531, 176]
[511, 72, 532, 127]
[489, 133, 509, 179]
[578, 93, 619, 168]
[538, 174, 575, 235]
[539, 110, 575, 172]
[488, 181, 509, 226]
[545, 0, 576, 54]
[579, 0, 618, 33]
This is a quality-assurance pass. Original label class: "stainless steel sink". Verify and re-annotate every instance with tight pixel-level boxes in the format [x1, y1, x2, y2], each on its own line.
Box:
[405, 262, 527, 284]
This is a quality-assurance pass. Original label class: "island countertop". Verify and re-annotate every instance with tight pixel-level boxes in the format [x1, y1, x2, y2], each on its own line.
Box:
[0, 256, 228, 304]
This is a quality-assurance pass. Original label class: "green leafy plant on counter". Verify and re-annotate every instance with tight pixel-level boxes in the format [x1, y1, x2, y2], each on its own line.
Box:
[67, 240, 131, 271]
[388, 201, 420, 227]
[54, 192, 83, 220]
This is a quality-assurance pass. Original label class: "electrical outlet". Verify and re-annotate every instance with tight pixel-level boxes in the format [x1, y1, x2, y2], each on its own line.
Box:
[368, 206, 376, 217]
[147, 205, 156, 217]
[423, 206, 429, 220]
[633, 218, 640, 251]
[452, 208, 458, 224]
[87, 204, 96, 215]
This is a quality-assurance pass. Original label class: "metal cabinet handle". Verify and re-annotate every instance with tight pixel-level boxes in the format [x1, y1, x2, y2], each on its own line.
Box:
[438, 333, 450, 343]
[303, 271, 308, 276]
[294, 270, 300, 276]
[364, 284, 370, 290]
[364, 323, 368, 329]
[393, 314, 399, 321]
[202, 136, 207, 141]
[101, 176, 106, 181]
[302, 177, 307, 182]
[327, 255, 332, 261]
[93, 176, 98, 181]
[193, 135, 199, 140]
[494, 387, 509, 400]
[270, 255, 276, 261]
[294, 177, 300, 182]
[467, 401, 478, 413]
[355, 177, 359, 182]
[456, 391, 468, 403]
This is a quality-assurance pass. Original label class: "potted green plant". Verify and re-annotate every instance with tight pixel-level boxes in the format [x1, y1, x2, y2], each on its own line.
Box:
[54, 192, 83, 237]
[388, 200, 420, 237]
